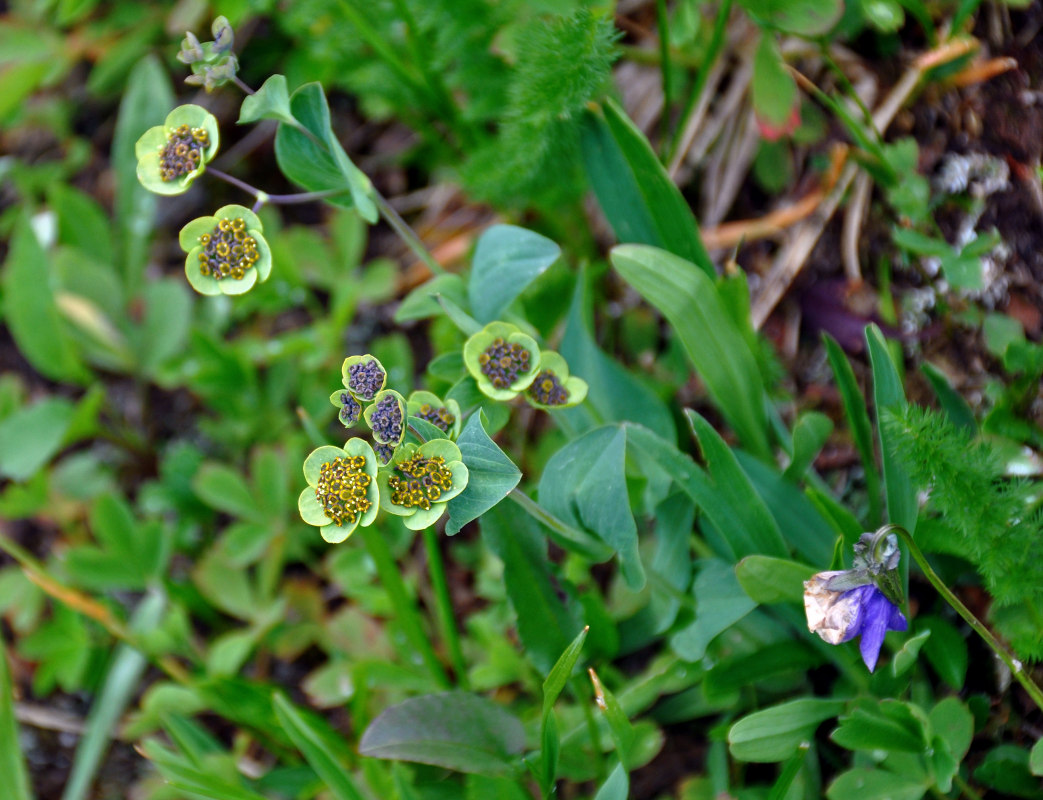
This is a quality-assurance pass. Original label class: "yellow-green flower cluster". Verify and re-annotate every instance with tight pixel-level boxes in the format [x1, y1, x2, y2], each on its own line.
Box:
[178, 205, 272, 296]
[463, 322, 587, 409]
[135, 105, 219, 196]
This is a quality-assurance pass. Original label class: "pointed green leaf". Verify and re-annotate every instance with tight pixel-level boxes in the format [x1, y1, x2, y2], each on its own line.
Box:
[446, 414, 521, 535]
[469, 225, 561, 323]
[273, 694, 365, 800]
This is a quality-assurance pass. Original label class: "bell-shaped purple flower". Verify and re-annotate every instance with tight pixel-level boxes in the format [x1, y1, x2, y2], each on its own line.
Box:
[805, 570, 908, 672]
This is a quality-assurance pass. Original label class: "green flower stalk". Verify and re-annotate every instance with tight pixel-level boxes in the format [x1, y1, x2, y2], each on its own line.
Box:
[377, 440, 469, 530]
[463, 321, 541, 401]
[407, 391, 461, 438]
[178, 205, 272, 295]
[330, 390, 363, 428]
[523, 351, 588, 410]
[364, 389, 407, 447]
[135, 105, 219, 195]
[341, 354, 387, 402]
[298, 439, 379, 543]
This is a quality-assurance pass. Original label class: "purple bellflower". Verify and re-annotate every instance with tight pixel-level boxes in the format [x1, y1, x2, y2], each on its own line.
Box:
[804, 529, 908, 672]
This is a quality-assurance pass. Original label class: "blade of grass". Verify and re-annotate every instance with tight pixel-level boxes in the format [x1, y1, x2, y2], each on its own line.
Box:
[0, 640, 33, 800]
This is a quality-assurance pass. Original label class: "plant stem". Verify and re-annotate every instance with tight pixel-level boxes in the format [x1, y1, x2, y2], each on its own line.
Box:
[374, 192, 445, 276]
[358, 525, 450, 689]
[421, 526, 469, 688]
[508, 489, 614, 562]
[885, 524, 1043, 711]
[952, 772, 984, 800]
[232, 75, 255, 95]
[208, 167, 346, 206]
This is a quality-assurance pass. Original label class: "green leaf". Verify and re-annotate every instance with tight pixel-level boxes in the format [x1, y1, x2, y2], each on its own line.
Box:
[481, 503, 581, 675]
[612, 245, 770, 458]
[784, 411, 833, 481]
[538, 426, 644, 589]
[138, 280, 191, 376]
[735, 556, 816, 604]
[359, 692, 525, 777]
[589, 669, 635, 761]
[468, 225, 561, 323]
[274, 83, 377, 222]
[238, 74, 296, 125]
[395, 274, 468, 323]
[687, 411, 787, 558]
[2, 216, 87, 383]
[826, 768, 928, 800]
[542, 627, 589, 717]
[1029, 737, 1043, 777]
[739, 0, 843, 36]
[559, 269, 675, 442]
[671, 559, 756, 661]
[446, 414, 521, 536]
[865, 326, 917, 569]
[0, 644, 32, 800]
[112, 56, 172, 293]
[594, 762, 629, 800]
[974, 745, 1043, 798]
[929, 697, 973, 764]
[63, 592, 164, 800]
[48, 184, 114, 264]
[831, 700, 929, 753]
[273, 694, 365, 800]
[728, 698, 846, 762]
[823, 333, 881, 526]
[705, 641, 823, 697]
[752, 34, 798, 131]
[192, 463, 263, 521]
[0, 397, 74, 481]
[919, 616, 968, 690]
[920, 363, 976, 433]
[890, 628, 930, 678]
[580, 99, 712, 273]
[142, 741, 270, 800]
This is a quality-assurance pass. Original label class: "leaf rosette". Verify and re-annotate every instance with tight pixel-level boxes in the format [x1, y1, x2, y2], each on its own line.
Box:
[298, 439, 379, 543]
[135, 104, 220, 195]
[178, 204, 272, 296]
[523, 351, 588, 410]
[407, 391, 461, 439]
[377, 440, 469, 530]
[363, 389, 407, 447]
[341, 354, 387, 402]
[463, 321, 541, 401]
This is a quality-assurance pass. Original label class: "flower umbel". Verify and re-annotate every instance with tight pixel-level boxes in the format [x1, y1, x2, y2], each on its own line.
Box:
[135, 105, 219, 196]
[299, 439, 379, 543]
[377, 440, 469, 530]
[179, 205, 271, 296]
[523, 351, 588, 410]
[804, 528, 908, 672]
[341, 355, 387, 402]
[463, 321, 541, 401]
[364, 390, 407, 447]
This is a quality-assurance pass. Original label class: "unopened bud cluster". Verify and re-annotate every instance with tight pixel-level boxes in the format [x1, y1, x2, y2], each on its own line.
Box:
[369, 394, 404, 444]
[416, 403, 456, 434]
[349, 360, 386, 401]
[478, 337, 532, 389]
[527, 370, 569, 407]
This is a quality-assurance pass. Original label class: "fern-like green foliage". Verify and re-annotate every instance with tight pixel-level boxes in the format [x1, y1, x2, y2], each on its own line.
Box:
[460, 8, 620, 210]
[884, 405, 1043, 658]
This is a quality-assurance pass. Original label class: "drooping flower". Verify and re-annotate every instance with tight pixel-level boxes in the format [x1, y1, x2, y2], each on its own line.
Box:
[463, 321, 541, 401]
[377, 439, 468, 530]
[341, 355, 387, 403]
[298, 439, 379, 543]
[407, 391, 461, 439]
[135, 105, 219, 195]
[364, 389, 407, 447]
[523, 351, 588, 410]
[330, 390, 363, 428]
[178, 205, 271, 295]
[804, 529, 908, 672]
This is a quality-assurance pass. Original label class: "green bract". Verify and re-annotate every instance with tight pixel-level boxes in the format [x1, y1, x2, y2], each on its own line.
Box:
[377, 440, 469, 530]
[364, 389, 407, 447]
[298, 439, 379, 543]
[341, 354, 387, 402]
[523, 351, 588, 410]
[462, 321, 541, 401]
[178, 205, 271, 296]
[407, 391, 461, 439]
[135, 104, 220, 195]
